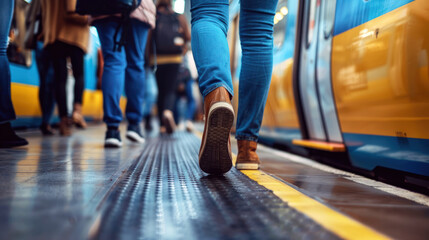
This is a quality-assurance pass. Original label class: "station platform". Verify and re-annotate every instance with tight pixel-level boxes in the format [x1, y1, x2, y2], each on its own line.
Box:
[0, 124, 428, 240]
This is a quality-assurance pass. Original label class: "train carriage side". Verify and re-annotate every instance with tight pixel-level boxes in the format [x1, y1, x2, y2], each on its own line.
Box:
[331, 0, 429, 179]
[248, 0, 429, 187]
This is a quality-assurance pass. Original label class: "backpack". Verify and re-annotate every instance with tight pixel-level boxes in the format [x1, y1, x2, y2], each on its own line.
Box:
[154, 11, 183, 55]
[76, 0, 141, 15]
[76, 0, 142, 51]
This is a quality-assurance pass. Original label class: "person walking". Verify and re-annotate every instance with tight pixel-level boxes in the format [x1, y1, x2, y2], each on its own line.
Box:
[151, 0, 191, 134]
[142, 64, 158, 132]
[25, 0, 55, 135]
[0, 0, 28, 148]
[174, 61, 196, 132]
[92, 0, 156, 147]
[40, 0, 90, 136]
[36, 41, 56, 136]
[191, 0, 278, 174]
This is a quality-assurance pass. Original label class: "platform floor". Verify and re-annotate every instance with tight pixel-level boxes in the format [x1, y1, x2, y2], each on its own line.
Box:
[0, 124, 428, 240]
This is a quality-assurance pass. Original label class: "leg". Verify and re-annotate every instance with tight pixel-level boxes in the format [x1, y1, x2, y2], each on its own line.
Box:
[190, 0, 233, 97]
[70, 45, 85, 106]
[191, 0, 234, 174]
[0, 0, 16, 124]
[185, 79, 196, 132]
[143, 66, 157, 131]
[155, 67, 166, 126]
[142, 66, 158, 118]
[236, 0, 277, 141]
[50, 41, 72, 136]
[155, 64, 180, 133]
[124, 19, 149, 125]
[0, 0, 27, 147]
[94, 18, 127, 129]
[161, 64, 180, 116]
[69, 44, 87, 128]
[50, 42, 69, 119]
[235, 0, 278, 170]
[36, 42, 55, 134]
[185, 80, 196, 121]
[123, 19, 149, 142]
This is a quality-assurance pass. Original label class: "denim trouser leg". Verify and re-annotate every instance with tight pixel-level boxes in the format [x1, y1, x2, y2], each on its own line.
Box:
[185, 80, 196, 121]
[190, 0, 233, 97]
[124, 19, 149, 125]
[0, 0, 16, 123]
[36, 42, 55, 125]
[142, 66, 158, 117]
[191, 0, 277, 142]
[236, 0, 277, 141]
[94, 18, 127, 128]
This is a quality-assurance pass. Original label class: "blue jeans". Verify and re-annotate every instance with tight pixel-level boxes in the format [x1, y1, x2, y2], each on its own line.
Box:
[36, 41, 55, 125]
[191, 0, 278, 141]
[0, 0, 15, 123]
[94, 18, 149, 127]
[142, 66, 158, 117]
[175, 79, 196, 122]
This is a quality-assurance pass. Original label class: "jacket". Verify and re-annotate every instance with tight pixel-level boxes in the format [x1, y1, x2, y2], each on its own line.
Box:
[40, 0, 90, 52]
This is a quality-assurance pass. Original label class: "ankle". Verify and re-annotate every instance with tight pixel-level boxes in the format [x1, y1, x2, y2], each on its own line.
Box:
[108, 126, 119, 131]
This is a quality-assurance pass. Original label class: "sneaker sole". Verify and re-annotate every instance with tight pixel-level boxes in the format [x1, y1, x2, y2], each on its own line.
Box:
[235, 163, 260, 170]
[126, 131, 145, 143]
[199, 102, 234, 175]
[105, 138, 122, 148]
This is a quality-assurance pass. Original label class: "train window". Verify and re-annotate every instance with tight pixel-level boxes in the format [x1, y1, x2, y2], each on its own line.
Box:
[323, 0, 336, 38]
[273, 0, 289, 50]
[306, 0, 318, 47]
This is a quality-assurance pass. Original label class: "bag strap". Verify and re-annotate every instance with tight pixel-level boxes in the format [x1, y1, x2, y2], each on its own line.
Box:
[113, 13, 130, 52]
[112, 0, 141, 51]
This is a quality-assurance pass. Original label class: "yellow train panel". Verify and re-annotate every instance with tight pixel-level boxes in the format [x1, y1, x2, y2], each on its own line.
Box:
[11, 83, 41, 117]
[11, 82, 126, 120]
[332, 1, 429, 139]
[262, 58, 299, 128]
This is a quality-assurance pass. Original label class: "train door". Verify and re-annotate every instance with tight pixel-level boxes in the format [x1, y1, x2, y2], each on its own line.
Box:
[294, 0, 344, 150]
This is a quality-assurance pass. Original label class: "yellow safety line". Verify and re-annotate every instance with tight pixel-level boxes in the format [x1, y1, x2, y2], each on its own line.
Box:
[193, 132, 390, 240]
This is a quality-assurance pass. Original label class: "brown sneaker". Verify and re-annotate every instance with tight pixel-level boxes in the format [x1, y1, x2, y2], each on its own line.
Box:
[72, 103, 87, 129]
[199, 87, 235, 175]
[59, 117, 72, 136]
[236, 140, 261, 170]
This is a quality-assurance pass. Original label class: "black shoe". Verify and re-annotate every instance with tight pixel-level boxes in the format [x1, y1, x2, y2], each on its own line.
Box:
[0, 122, 28, 148]
[104, 129, 122, 148]
[126, 124, 145, 143]
[40, 123, 54, 136]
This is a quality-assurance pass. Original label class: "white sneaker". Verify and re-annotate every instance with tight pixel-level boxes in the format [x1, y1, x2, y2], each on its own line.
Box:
[126, 124, 145, 143]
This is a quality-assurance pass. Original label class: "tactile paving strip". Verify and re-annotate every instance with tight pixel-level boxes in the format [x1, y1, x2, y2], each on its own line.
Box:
[91, 132, 341, 240]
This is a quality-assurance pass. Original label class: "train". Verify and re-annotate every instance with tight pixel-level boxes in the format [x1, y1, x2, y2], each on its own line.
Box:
[9, 0, 429, 189]
[228, 0, 429, 190]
